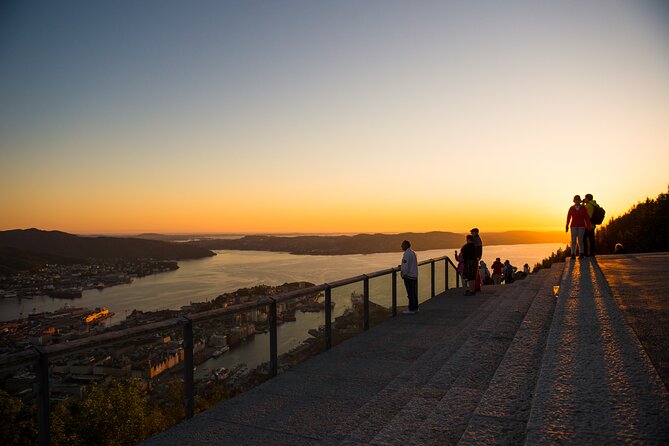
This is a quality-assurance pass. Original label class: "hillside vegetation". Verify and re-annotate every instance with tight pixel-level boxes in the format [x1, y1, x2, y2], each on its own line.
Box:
[596, 189, 669, 253]
[535, 187, 669, 271]
[0, 229, 215, 273]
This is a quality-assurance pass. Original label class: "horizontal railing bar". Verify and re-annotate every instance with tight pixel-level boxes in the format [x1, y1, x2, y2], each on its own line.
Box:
[186, 298, 274, 322]
[326, 274, 367, 289]
[272, 284, 328, 304]
[364, 267, 400, 279]
[43, 317, 182, 357]
[418, 256, 448, 266]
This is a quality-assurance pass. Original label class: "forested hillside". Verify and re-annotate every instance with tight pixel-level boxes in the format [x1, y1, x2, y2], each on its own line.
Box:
[596, 189, 669, 253]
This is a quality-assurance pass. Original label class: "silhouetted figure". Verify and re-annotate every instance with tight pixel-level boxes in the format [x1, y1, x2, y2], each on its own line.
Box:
[471, 228, 483, 291]
[454, 249, 465, 283]
[566, 194, 592, 259]
[461, 235, 478, 296]
[583, 193, 599, 257]
[615, 243, 626, 254]
[503, 260, 516, 284]
[480, 260, 492, 285]
[491, 257, 504, 285]
[523, 263, 530, 275]
[400, 240, 418, 314]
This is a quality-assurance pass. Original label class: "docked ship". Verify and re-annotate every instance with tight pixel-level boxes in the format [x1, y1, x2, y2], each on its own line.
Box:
[211, 345, 230, 358]
[84, 308, 112, 324]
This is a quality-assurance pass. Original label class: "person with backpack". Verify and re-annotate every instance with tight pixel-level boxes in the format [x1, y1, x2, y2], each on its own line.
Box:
[460, 235, 478, 296]
[566, 194, 592, 259]
[583, 193, 603, 257]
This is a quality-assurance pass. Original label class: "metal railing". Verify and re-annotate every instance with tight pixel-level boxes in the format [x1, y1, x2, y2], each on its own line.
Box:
[0, 255, 459, 446]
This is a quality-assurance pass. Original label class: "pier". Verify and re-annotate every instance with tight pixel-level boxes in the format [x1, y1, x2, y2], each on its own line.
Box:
[142, 253, 669, 445]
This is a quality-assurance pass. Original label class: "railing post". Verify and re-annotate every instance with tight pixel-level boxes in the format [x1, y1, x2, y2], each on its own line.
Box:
[269, 299, 278, 377]
[181, 316, 194, 419]
[391, 270, 397, 316]
[363, 275, 370, 331]
[456, 264, 461, 288]
[445, 258, 449, 290]
[324, 286, 332, 349]
[430, 260, 435, 298]
[34, 346, 51, 446]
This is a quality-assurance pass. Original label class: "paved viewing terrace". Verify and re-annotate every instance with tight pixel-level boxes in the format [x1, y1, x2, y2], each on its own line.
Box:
[143, 253, 669, 445]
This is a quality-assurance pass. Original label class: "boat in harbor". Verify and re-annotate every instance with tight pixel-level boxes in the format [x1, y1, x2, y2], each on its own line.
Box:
[85, 308, 113, 324]
[212, 367, 230, 381]
[212, 345, 230, 357]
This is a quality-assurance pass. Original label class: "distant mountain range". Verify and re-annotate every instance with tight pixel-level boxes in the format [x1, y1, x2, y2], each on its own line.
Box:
[185, 230, 566, 255]
[0, 229, 566, 273]
[0, 229, 216, 273]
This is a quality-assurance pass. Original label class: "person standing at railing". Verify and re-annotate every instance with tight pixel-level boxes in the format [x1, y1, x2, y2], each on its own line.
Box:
[471, 228, 483, 292]
[400, 240, 419, 314]
[461, 235, 478, 296]
[454, 249, 465, 282]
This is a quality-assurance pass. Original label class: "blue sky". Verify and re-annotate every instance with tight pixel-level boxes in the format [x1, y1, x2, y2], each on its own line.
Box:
[1, 1, 668, 233]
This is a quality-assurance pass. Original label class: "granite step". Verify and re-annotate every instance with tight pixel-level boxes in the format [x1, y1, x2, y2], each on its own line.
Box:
[327, 273, 546, 445]
[524, 258, 669, 444]
[386, 272, 551, 446]
[456, 265, 562, 445]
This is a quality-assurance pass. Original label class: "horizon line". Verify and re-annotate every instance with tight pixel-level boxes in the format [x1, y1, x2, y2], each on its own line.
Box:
[2, 227, 567, 236]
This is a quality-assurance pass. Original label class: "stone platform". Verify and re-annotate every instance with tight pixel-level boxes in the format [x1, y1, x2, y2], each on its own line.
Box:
[142, 254, 669, 445]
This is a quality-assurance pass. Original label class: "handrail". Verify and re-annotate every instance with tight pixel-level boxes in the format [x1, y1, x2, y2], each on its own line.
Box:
[0, 254, 460, 446]
[0, 256, 460, 370]
[272, 284, 328, 304]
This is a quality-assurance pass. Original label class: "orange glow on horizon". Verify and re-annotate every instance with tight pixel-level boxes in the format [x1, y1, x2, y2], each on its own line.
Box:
[1, 2, 667, 236]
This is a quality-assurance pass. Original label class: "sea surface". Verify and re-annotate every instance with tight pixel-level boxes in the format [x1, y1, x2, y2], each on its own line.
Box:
[0, 243, 564, 323]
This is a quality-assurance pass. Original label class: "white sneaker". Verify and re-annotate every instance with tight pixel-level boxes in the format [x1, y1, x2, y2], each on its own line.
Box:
[402, 309, 416, 315]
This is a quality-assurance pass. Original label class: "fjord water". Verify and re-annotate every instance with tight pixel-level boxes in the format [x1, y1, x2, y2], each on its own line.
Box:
[0, 243, 564, 322]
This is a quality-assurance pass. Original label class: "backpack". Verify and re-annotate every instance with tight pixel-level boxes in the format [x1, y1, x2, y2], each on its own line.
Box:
[591, 204, 606, 225]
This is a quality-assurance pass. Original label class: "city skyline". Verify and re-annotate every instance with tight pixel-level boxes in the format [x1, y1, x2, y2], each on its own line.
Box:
[1, 1, 668, 234]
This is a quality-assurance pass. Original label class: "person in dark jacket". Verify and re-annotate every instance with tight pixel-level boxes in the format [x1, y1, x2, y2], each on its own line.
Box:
[460, 235, 478, 296]
[471, 228, 483, 291]
[491, 257, 504, 285]
[503, 260, 516, 284]
[583, 193, 599, 257]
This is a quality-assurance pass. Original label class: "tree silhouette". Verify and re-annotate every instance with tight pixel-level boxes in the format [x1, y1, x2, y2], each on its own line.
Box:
[596, 188, 669, 254]
[0, 389, 37, 445]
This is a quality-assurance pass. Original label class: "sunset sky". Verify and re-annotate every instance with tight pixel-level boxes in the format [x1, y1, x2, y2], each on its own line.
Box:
[1, 1, 668, 234]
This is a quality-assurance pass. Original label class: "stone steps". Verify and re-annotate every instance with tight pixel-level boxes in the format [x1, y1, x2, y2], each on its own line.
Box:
[524, 258, 669, 444]
[399, 272, 553, 446]
[456, 266, 562, 445]
[326, 271, 552, 445]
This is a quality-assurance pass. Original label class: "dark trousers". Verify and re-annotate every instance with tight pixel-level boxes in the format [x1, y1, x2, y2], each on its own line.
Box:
[403, 277, 418, 311]
[584, 228, 596, 256]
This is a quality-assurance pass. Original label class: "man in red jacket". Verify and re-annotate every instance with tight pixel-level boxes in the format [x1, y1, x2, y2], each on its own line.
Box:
[566, 195, 592, 259]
